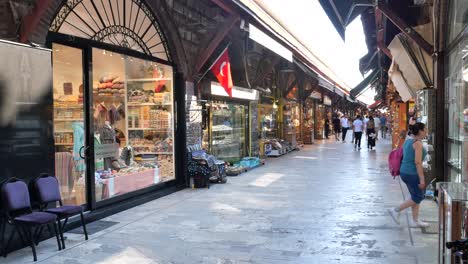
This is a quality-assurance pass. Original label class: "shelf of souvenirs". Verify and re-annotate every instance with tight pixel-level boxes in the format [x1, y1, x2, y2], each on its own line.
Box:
[447, 161, 462, 174]
[127, 78, 172, 82]
[134, 151, 173, 155]
[128, 127, 171, 131]
[127, 102, 172, 107]
[54, 118, 83, 121]
[55, 143, 74, 146]
[54, 130, 74, 133]
[54, 105, 83, 109]
[448, 136, 468, 143]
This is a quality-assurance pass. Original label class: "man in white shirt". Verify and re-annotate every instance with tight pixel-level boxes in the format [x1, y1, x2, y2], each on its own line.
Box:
[340, 114, 349, 143]
[353, 116, 364, 150]
[363, 115, 369, 127]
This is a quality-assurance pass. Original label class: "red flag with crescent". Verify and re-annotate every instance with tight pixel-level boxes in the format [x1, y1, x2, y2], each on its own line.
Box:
[211, 48, 233, 97]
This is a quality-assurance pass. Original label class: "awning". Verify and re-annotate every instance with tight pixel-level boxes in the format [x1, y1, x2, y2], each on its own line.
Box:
[388, 31, 433, 91]
[318, 77, 334, 92]
[388, 60, 414, 102]
[368, 100, 383, 110]
[350, 70, 379, 98]
[294, 58, 319, 79]
[318, 0, 373, 40]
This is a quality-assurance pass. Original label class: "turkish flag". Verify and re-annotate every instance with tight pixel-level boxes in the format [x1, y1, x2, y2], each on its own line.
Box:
[211, 49, 233, 97]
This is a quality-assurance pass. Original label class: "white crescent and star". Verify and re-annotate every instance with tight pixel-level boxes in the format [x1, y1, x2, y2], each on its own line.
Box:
[220, 61, 227, 77]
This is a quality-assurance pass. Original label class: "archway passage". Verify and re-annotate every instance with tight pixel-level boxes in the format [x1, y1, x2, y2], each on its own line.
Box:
[50, 0, 170, 61]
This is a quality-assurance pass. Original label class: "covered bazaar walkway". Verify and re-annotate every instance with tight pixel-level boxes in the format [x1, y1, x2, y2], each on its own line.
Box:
[4, 136, 437, 264]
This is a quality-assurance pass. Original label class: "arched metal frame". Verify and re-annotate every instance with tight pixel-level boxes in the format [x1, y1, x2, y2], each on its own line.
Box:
[50, 0, 171, 62]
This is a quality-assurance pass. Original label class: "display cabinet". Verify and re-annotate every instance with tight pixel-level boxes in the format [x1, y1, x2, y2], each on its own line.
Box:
[445, 36, 468, 183]
[438, 182, 468, 264]
[210, 103, 247, 163]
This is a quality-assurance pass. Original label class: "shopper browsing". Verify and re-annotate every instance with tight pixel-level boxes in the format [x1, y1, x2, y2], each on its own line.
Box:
[380, 114, 387, 139]
[388, 122, 430, 228]
[374, 114, 381, 140]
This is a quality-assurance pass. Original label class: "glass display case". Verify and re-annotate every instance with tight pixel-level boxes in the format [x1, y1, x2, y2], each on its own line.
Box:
[303, 99, 315, 144]
[445, 37, 468, 183]
[209, 102, 247, 163]
[438, 182, 468, 264]
[315, 104, 325, 139]
[283, 101, 300, 146]
[259, 104, 278, 139]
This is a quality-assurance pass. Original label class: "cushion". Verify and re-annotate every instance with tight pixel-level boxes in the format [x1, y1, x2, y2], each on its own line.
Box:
[35, 176, 61, 203]
[14, 212, 57, 225]
[46, 205, 83, 216]
[1, 181, 31, 211]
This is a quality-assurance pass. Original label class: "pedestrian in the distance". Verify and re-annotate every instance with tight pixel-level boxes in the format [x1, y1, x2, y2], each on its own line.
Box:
[367, 115, 376, 150]
[380, 114, 387, 139]
[353, 115, 364, 150]
[388, 122, 429, 228]
[340, 114, 350, 143]
[374, 114, 381, 140]
[333, 114, 341, 141]
[324, 118, 330, 139]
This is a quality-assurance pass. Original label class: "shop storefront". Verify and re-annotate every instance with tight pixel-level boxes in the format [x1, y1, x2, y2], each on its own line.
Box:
[0, 0, 187, 220]
[303, 94, 319, 144]
[204, 82, 258, 163]
[444, 1, 468, 183]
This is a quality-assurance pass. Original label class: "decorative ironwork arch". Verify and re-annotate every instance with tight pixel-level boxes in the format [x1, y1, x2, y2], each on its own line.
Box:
[50, 0, 171, 61]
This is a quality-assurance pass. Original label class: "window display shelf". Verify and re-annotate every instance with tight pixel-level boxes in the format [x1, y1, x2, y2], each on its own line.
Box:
[54, 130, 74, 133]
[127, 103, 171, 107]
[127, 78, 172, 82]
[54, 105, 83, 109]
[55, 118, 83, 121]
[135, 152, 173, 155]
[447, 161, 462, 174]
[55, 143, 74, 146]
[128, 128, 171, 131]
[448, 137, 466, 143]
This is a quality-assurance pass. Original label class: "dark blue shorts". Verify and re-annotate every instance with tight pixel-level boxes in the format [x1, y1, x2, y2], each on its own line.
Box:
[400, 172, 424, 204]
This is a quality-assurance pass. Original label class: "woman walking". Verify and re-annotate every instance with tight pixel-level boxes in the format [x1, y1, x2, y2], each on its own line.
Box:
[388, 122, 429, 227]
[367, 115, 376, 150]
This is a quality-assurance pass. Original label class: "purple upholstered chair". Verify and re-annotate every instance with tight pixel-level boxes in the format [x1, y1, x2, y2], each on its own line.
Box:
[32, 174, 88, 249]
[0, 178, 61, 261]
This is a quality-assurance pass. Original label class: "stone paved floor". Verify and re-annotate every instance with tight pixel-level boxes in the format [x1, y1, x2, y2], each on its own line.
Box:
[4, 137, 438, 263]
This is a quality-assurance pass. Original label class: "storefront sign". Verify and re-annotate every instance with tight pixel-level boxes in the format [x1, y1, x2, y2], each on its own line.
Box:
[95, 143, 119, 159]
[310, 91, 322, 100]
[249, 24, 293, 62]
[323, 96, 332, 106]
[211, 82, 259, 100]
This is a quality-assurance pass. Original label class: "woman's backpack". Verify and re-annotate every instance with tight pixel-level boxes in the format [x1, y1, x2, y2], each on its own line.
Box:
[388, 148, 403, 178]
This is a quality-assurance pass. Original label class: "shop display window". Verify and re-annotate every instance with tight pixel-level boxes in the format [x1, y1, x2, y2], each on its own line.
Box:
[303, 99, 315, 144]
[210, 103, 247, 163]
[315, 104, 325, 139]
[52, 44, 87, 205]
[283, 101, 300, 145]
[259, 104, 278, 139]
[448, 0, 468, 44]
[91, 47, 174, 201]
[445, 38, 468, 182]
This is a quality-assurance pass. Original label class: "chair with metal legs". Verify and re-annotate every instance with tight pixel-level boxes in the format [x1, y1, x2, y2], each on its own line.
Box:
[0, 178, 61, 262]
[32, 174, 88, 249]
